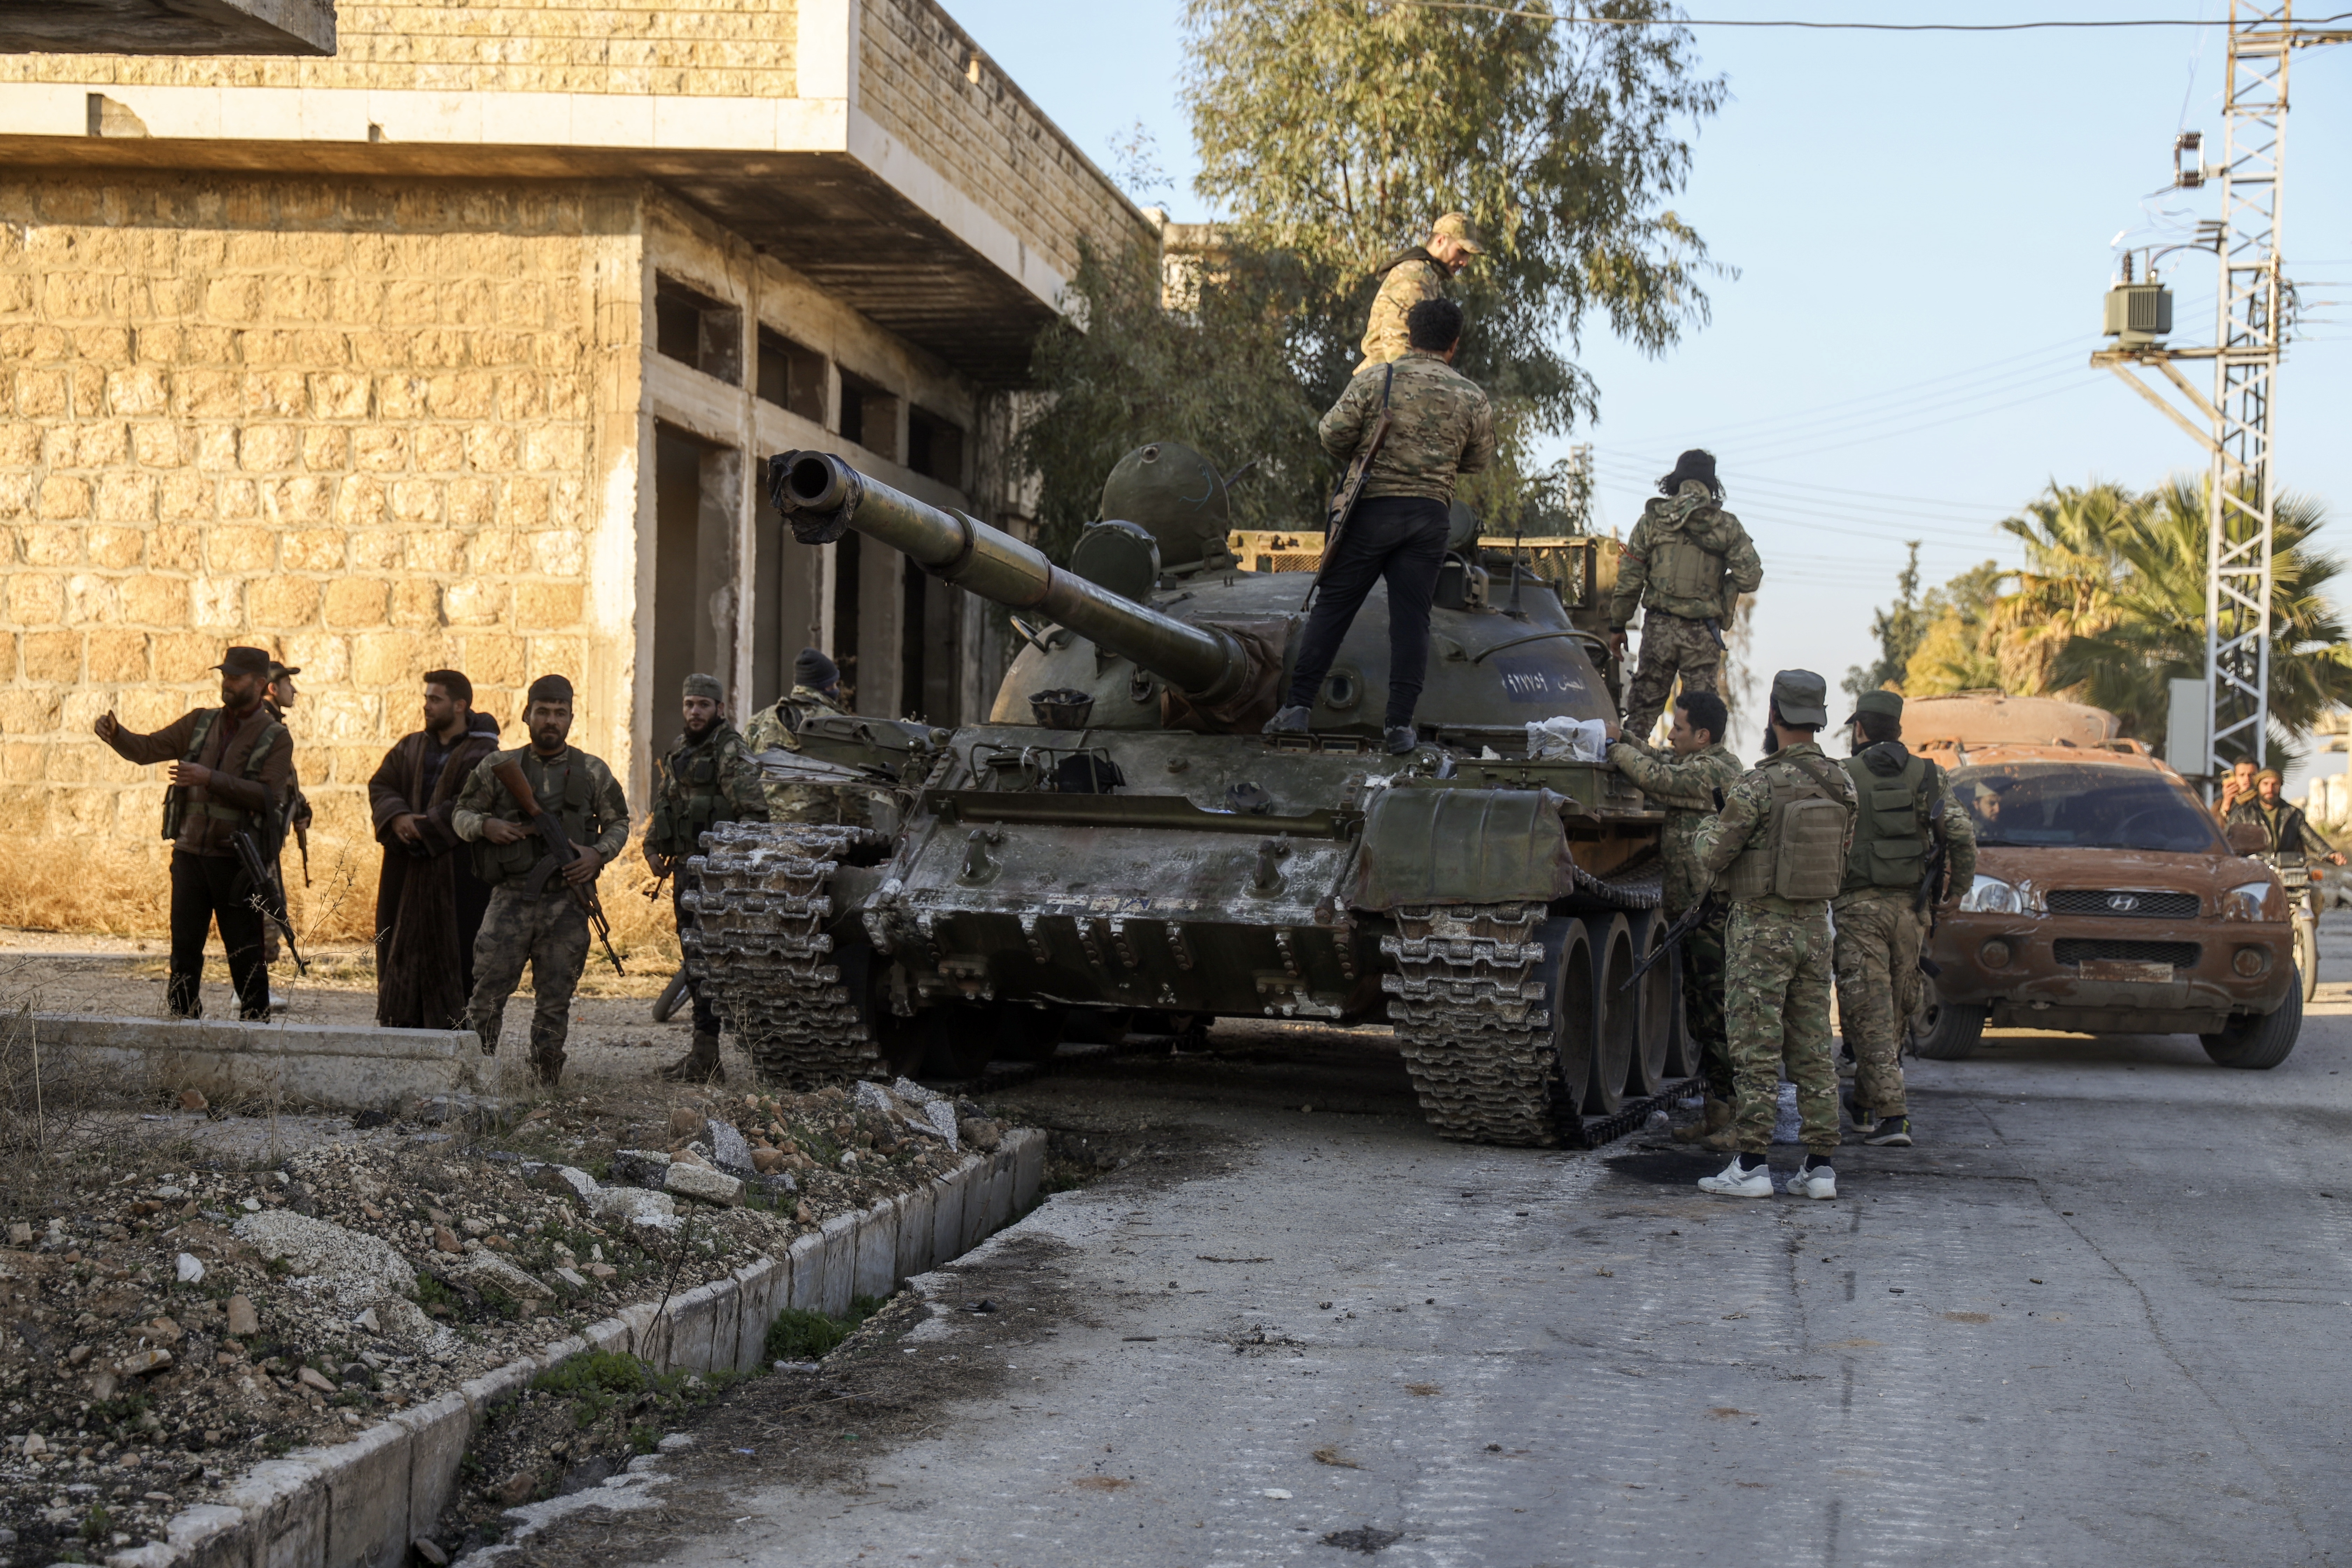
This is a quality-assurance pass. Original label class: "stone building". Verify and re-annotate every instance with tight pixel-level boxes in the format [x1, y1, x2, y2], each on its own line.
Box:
[0, 0, 1151, 913]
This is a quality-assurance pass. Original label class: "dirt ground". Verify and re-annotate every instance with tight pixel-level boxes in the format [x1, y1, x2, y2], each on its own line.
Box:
[0, 936, 1050, 1566]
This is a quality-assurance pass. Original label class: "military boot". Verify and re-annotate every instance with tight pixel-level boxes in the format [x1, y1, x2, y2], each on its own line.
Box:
[1672, 1096, 1734, 1143]
[660, 1031, 726, 1084]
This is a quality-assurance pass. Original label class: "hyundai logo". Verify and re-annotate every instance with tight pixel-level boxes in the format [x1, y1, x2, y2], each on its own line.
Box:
[2108, 893, 2141, 912]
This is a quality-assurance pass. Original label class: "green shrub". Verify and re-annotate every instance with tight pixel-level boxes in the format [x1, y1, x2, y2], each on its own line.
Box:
[764, 1308, 848, 1360]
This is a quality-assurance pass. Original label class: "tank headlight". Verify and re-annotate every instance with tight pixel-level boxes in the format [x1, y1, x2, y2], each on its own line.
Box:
[2223, 879, 2283, 921]
[1958, 875, 2021, 914]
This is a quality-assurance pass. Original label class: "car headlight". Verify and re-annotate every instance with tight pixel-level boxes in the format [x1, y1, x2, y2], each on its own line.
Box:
[1958, 875, 2021, 914]
[2222, 878, 2284, 921]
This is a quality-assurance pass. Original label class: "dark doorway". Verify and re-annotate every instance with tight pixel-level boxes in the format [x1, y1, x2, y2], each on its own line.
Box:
[653, 424, 740, 749]
[831, 531, 861, 709]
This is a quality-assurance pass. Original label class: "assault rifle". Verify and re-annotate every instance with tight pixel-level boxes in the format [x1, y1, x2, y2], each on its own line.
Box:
[1303, 363, 1395, 614]
[490, 760, 625, 977]
[230, 828, 308, 977]
[1622, 892, 1717, 992]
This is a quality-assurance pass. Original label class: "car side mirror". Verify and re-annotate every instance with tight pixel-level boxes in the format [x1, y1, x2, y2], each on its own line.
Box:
[2225, 821, 2266, 855]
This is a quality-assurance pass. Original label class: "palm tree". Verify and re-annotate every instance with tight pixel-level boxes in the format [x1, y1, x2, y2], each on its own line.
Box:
[2051, 476, 2352, 760]
[1983, 480, 2140, 696]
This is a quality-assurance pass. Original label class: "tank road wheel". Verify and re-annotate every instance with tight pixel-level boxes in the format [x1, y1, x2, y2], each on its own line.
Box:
[681, 820, 896, 1087]
[1383, 904, 1583, 1146]
[1911, 995, 1986, 1061]
[1623, 909, 1674, 1099]
[2202, 982, 2303, 1069]
[1583, 915, 1638, 1114]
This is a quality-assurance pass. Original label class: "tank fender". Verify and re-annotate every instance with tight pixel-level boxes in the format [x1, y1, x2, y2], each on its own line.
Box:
[1350, 787, 1578, 912]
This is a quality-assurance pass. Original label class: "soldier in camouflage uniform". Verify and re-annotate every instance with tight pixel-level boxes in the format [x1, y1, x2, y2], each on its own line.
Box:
[1835, 690, 1979, 1148]
[453, 673, 631, 1088]
[1609, 450, 1764, 744]
[646, 673, 770, 1084]
[1353, 211, 1483, 375]
[742, 649, 874, 826]
[1267, 297, 1494, 755]
[1605, 689, 1745, 1143]
[1690, 671, 1858, 1200]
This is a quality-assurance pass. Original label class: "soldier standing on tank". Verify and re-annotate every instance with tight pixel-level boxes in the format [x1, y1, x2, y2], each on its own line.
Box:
[1609, 451, 1763, 744]
[743, 649, 872, 825]
[1689, 671, 1857, 1200]
[1605, 690, 1745, 1144]
[1354, 212, 1484, 376]
[1267, 298, 1494, 755]
[452, 674, 630, 1088]
[1833, 690, 1977, 1149]
[645, 673, 770, 1084]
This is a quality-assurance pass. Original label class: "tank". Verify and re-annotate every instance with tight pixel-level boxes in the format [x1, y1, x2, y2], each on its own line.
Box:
[679, 446, 1675, 1146]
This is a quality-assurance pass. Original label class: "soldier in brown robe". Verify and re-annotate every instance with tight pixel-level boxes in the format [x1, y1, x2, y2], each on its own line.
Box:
[368, 670, 501, 1029]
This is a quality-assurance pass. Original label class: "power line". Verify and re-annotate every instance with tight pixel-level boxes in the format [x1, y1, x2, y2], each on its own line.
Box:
[1393, 1, 2352, 30]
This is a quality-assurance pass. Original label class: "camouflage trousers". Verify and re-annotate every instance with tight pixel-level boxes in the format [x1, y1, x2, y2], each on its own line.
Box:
[466, 885, 590, 1085]
[1833, 892, 1924, 1120]
[763, 779, 874, 828]
[1680, 900, 1733, 1102]
[1623, 612, 1723, 744]
[1725, 901, 1841, 1155]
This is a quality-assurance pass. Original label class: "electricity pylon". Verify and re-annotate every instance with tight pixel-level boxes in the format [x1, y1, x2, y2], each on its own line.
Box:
[2092, 1, 2349, 779]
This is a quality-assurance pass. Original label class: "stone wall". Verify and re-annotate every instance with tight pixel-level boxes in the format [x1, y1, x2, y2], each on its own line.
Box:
[0, 174, 642, 906]
[0, 0, 798, 98]
[858, 0, 1150, 284]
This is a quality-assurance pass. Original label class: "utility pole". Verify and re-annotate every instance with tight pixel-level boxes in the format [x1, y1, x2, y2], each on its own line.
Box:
[2091, 1, 2349, 783]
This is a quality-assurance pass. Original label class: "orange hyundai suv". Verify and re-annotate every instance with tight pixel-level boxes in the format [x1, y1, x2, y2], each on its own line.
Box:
[1912, 737, 2301, 1068]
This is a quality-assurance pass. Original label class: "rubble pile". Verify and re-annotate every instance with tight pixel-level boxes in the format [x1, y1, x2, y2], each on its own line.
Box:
[0, 1077, 1009, 1565]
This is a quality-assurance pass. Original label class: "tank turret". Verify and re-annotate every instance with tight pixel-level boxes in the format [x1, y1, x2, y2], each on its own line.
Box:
[770, 449, 1273, 719]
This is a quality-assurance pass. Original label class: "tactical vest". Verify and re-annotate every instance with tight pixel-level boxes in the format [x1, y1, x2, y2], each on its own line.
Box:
[650, 728, 736, 854]
[161, 707, 289, 850]
[1843, 751, 1940, 892]
[1722, 754, 1851, 903]
[1648, 516, 1727, 607]
[472, 752, 602, 889]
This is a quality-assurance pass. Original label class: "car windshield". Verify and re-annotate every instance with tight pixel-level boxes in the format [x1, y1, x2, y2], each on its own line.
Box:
[1952, 761, 2224, 854]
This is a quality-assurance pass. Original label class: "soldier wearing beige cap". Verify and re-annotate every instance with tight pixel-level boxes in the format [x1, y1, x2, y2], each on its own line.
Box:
[1354, 211, 1484, 375]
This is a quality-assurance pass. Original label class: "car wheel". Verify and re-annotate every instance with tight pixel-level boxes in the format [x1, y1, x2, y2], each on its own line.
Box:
[2201, 981, 2303, 1069]
[1911, 997, 1986, 1061]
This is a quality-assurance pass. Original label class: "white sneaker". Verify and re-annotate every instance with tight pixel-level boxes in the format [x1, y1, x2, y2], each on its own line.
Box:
[1698, 1157, 1772, 1198]
[1787, 1162, 1837, 1200]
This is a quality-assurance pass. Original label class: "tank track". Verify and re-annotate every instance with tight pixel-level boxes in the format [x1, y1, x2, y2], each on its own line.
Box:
[1380, 902, 1567, 1147]
[680, 820, 892, 1086]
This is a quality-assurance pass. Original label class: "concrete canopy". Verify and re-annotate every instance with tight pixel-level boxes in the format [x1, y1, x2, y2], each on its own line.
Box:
[0, 0, 335, 58]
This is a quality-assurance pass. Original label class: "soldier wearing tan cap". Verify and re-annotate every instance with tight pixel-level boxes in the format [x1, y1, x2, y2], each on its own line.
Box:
[1354, 211, 1484, 375]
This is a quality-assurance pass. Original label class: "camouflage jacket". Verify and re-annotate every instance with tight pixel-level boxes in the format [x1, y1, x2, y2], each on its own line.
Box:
[1320, 350, 1494, 505]
[742, 685, 848, 755]
[1610, 481, 1764, 627]
[646, 719, 768, 858]
[450, 744, 631, 894]
[1692, 741, 1858, 916]
[1353, 253, 1448, 374]
[1607, 738, 1745, 914]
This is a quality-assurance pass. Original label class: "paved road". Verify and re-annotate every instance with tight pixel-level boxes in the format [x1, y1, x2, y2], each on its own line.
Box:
[541, 923, 2352, 1568]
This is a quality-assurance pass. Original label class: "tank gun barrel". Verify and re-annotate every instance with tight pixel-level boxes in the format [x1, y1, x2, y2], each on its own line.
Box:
[769, 451, 1253, 704]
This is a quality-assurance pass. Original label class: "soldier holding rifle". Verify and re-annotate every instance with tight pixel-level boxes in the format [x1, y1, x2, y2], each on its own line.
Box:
[92, 645, 292, 1020]
[452, 674, 629, 1087]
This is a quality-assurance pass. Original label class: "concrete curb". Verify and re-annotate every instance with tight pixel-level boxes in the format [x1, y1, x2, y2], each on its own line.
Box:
[112, 1130, 1045, 1568]
[30, 1013, 489, 1113]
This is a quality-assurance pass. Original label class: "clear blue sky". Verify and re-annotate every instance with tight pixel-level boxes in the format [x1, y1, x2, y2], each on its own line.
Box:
[948, 0, 2352, 768]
